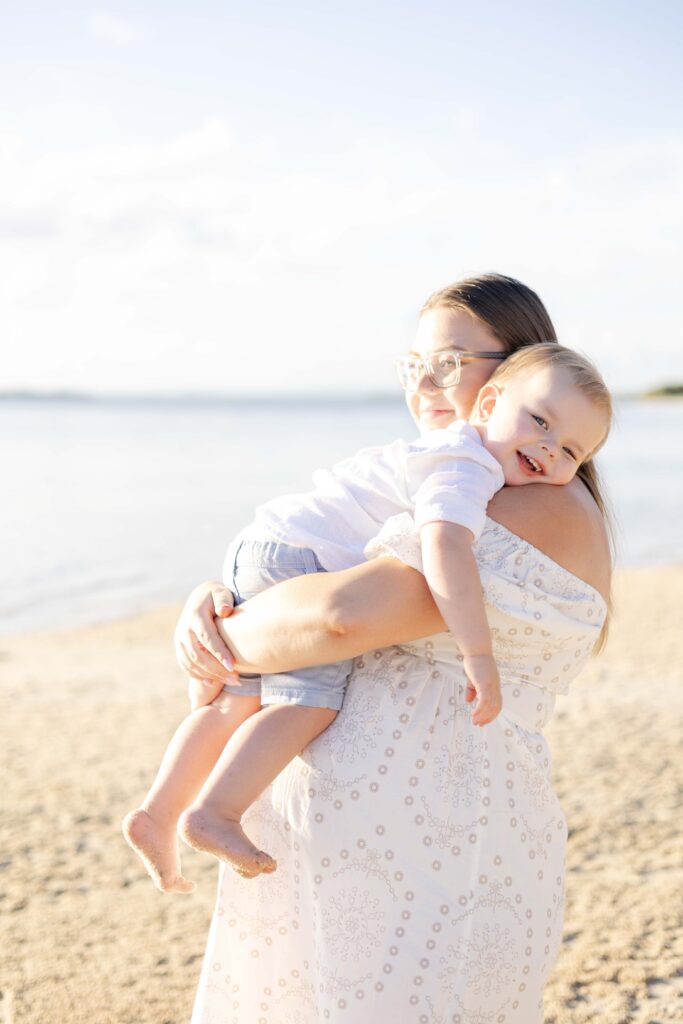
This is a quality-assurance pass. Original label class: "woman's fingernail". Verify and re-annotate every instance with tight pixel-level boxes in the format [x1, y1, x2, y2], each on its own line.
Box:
[222, 658, 234, 670]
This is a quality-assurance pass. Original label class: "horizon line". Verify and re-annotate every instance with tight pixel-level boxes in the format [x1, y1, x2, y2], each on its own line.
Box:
[0, 388, 406, 405]
[0, 386, 678, 404]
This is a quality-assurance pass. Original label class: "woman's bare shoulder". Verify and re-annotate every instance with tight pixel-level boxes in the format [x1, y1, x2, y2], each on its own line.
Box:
[487, 480, 612, 600]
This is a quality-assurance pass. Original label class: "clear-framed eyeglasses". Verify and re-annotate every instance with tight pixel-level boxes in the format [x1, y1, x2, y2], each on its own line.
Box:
[395, 350, 506, 391]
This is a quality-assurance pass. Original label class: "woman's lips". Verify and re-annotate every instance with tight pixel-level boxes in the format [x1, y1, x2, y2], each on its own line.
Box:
[420, 408, 451, 420]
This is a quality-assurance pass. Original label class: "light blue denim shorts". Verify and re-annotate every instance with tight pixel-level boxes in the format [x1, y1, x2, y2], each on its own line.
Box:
[220, 534, 353, 711]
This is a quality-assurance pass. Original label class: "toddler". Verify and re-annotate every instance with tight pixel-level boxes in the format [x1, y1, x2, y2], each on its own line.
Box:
[123, 343, 610, 892]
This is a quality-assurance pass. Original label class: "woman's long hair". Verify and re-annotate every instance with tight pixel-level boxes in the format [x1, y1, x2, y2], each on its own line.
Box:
[423, 274, 613, 648]
[421, 272, 558, 352]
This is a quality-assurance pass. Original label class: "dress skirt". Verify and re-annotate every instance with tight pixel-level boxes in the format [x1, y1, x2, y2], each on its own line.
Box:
[191, 645, 566, 1024]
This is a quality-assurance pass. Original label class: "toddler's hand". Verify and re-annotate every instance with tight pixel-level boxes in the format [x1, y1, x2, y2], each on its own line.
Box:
[463, 654, 502, 726]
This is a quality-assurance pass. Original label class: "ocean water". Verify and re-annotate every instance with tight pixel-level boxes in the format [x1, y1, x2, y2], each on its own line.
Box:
[1, 397, 681, 635]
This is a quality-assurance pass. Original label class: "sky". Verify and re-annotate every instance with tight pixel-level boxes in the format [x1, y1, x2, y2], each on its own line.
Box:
[2, 0, 682, 396]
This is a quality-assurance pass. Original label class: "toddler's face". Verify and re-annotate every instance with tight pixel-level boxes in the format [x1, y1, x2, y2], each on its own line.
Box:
[405, 308, 506, 431]
[474, 365, 608, 487]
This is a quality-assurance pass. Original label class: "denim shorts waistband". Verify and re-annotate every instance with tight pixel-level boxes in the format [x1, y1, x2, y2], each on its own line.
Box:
[227, 531, 323, 572]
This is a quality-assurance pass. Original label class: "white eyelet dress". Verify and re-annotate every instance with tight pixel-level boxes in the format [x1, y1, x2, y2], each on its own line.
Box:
[191, 514, 606, 1024]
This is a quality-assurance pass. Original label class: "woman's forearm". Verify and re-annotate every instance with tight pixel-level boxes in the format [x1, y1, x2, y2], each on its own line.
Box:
[214, 482, 612, 677]
[217, 557, 446, 674]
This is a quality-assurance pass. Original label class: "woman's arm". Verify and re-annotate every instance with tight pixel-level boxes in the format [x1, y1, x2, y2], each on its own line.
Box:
[217, 557, 445, 674]
[216, 478, 611, 676]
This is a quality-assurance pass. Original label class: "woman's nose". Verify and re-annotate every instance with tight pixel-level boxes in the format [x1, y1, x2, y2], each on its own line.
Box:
[415, 370, 438, 393]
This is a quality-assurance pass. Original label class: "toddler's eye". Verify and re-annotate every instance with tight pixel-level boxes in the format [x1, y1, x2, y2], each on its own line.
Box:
[563, 447, 577, 461]
[532, 414, 548, 429]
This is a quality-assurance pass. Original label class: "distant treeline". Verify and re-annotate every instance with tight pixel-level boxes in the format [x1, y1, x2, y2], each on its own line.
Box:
[643, 385, 683, 398]
[0, 390, 93, 402]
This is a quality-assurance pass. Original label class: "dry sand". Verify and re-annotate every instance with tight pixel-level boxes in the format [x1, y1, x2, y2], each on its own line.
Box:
[1, 566, 682, 1024]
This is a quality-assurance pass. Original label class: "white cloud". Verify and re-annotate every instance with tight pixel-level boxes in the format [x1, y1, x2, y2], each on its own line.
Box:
[87, 11, 142, 46]
[1, 118, 681, 395]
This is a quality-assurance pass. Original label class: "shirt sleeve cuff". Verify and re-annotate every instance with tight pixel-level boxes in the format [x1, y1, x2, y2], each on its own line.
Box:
[414, 501, 486, 540]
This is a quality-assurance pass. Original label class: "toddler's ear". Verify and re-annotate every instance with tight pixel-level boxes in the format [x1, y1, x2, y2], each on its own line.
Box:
[474, 383, 501, 422]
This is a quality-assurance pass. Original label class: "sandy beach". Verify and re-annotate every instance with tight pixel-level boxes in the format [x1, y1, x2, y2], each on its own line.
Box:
[1, 565, 682, 1024]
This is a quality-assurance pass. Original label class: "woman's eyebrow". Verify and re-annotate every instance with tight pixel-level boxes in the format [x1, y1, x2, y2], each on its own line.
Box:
[408, 345, 465, 355]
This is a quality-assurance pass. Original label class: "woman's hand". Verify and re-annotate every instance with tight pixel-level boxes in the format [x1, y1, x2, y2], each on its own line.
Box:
[174, 580, 238, 683]
[188, 676, 227, 712]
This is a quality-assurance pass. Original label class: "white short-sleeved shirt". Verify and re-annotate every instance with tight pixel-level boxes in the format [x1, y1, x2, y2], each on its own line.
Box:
[247, 421, 505, 572]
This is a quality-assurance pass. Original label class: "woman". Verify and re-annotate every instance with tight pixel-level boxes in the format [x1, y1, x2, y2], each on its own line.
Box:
[177, 275, 611, 1023]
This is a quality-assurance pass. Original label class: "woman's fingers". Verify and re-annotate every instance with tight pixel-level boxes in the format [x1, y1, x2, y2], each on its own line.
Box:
[192, 617, 235, 672]
[176, 632, 226, 682]
[176, 640, 201, 679]
[211, 585, 235, 618]
[186, 630, 231, 679]
[192, 588, 236, 669]
[174, 580, 237, 679]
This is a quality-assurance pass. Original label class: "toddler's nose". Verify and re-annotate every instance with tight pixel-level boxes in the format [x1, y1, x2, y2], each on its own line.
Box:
[540, 442, 556, 459]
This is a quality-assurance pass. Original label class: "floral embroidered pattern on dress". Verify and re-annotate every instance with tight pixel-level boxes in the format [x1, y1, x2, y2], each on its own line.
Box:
[192, 513, 603, 1024]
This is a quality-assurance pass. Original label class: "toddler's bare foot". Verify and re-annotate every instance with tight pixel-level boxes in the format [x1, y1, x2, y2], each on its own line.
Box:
[179, 808, 277, 879]
[122, 809, 196, 894]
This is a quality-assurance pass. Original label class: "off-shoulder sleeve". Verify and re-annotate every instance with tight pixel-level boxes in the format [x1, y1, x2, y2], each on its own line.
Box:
[364, 512, 424, 573]
[365, 514, 607, 700]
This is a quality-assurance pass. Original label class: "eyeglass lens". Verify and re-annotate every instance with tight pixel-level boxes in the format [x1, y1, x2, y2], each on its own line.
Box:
[396, 352, 462, 390]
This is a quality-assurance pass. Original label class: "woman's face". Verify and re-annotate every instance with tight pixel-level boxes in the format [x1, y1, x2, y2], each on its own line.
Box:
[405, 307, 507, 431]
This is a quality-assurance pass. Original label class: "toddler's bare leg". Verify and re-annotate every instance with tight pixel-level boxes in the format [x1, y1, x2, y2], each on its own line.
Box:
[180, 704, 337, 878]
[122, 693, 261, 893]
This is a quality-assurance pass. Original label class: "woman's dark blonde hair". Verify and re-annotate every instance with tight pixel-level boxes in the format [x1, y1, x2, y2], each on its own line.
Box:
[423, 275, 613, 647]
[421, 272, 558, 352]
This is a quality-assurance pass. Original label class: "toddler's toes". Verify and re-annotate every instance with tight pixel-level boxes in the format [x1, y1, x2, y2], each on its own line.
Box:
[167, 874, 196, 895]
[122, 808, 194, 895]
[256, 852, 277, 874]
